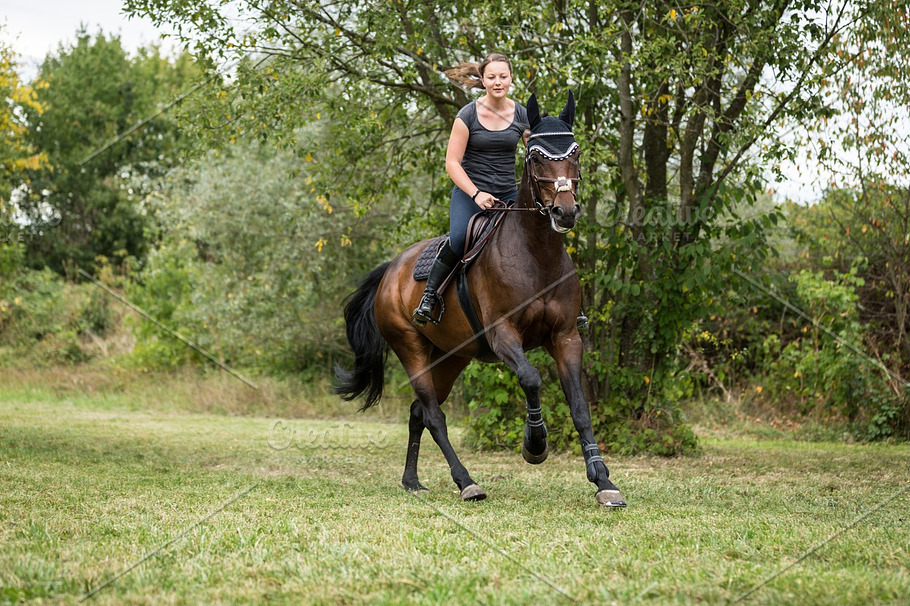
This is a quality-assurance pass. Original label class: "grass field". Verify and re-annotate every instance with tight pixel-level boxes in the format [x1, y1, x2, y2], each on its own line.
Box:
[1, 370, 908, 605]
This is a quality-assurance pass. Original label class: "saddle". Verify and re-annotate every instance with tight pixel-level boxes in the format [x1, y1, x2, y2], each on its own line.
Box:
[412, 206, 509, 281]
[411, 205, 511, 360]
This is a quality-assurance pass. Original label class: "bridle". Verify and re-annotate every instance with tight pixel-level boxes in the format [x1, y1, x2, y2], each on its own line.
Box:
[525, 131, 580, 216]
[488, 131, 581, 214]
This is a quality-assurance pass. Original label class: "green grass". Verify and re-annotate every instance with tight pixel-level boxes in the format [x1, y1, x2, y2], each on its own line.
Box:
[1, 372, 908, 605]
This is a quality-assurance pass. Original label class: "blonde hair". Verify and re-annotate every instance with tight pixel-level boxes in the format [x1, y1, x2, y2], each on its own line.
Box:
[445, 52, 513, 90]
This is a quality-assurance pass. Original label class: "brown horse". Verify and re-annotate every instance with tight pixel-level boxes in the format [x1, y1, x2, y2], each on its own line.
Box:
[336, 93, 626, 507]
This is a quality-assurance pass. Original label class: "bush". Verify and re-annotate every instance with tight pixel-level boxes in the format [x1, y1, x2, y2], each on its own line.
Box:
[125, 141, 391, 377]
[0, 254, 114, 366]
[0, 242, 25, 278]
[460, 351, 698, 456]
[750, 268, 908, 440]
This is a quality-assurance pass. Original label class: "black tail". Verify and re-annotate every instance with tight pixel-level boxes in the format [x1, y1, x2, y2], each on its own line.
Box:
[334, 262, 391, 410]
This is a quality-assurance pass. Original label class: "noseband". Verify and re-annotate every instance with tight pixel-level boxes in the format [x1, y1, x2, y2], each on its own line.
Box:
[524, 131, 581, 214]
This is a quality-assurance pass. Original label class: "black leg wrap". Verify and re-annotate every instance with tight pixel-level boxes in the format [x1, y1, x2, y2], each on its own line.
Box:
[526, 405, 545, 428]
[583, 441, 626, 507]
[522, 406, 549, 464]
[577, 308, 589, 332]
[525, 407, 547, 441]
[583, 442, 605, 483]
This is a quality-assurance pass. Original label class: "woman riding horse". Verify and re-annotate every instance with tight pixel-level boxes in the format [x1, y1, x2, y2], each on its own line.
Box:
[413, 52, 529, 326]
[336, 84, 626, 508]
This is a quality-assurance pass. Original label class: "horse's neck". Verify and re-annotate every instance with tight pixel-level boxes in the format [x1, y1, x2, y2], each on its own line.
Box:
[492, 169, 566, 271]
[514, 168, 559, 246]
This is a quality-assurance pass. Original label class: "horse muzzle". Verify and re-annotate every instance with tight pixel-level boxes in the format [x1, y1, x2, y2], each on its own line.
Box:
[548, 203, 581, 233]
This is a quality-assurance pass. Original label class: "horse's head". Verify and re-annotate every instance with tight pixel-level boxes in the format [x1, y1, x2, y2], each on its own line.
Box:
[524, 92, 581, 234]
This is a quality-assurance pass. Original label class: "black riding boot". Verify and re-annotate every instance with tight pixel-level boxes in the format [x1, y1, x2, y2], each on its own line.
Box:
[413, 241, 459, 326]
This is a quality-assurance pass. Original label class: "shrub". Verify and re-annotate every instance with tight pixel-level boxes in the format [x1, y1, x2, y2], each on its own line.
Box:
[0, 255, 114, 366]
[751, 268, 908, 440]
[460, 350, 698, 456]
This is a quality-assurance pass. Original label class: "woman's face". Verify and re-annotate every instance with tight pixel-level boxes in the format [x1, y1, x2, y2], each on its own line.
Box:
[482, 61, 512, 99]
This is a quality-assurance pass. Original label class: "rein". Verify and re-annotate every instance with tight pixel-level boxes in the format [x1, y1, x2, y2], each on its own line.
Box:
[484, 203, 540, 213]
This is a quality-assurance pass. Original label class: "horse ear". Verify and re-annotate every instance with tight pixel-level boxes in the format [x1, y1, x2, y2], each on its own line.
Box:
[558, 90, 575, 127]
[527, 94, 541, 130]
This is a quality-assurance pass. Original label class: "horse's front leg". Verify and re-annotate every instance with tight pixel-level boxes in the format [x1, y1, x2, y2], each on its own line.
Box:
[491, 330, 549, 464]
[547, 333, 627, 507]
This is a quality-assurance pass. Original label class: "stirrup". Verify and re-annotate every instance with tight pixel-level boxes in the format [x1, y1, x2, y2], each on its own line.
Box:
[413, 292, 444, 326]
[577, 312, 588, 332]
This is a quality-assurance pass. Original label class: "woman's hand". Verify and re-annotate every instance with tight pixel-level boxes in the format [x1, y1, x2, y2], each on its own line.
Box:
[474, 191, 498, 210]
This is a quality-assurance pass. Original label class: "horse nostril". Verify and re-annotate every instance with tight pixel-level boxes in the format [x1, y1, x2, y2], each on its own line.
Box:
[573, 204, 581, 218]
[551, 206, 564, 218]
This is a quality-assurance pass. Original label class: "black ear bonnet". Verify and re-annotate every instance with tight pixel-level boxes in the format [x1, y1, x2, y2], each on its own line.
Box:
[525, 91, 578, 161]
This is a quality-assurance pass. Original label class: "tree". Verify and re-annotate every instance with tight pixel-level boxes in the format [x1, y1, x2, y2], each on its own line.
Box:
[125, 0, 908, 450]
[130, 137, 390, 374]
[771, 1, 910, 436]
[1, 24, 47, 246]
[783, 185, 910, 438]
[18, 29, 201, 272]
[805, 188, 910, 371]
[810, 1, 910, 371]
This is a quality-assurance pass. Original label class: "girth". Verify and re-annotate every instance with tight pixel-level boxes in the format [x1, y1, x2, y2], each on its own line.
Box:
[450, 270, 491, 360]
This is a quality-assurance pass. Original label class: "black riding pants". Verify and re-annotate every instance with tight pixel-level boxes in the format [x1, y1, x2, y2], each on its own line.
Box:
[449, 186, 517, 257]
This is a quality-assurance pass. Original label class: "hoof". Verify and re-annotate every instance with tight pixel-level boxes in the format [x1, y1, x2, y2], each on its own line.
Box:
[402, 482, 429, 494]
[596, 489, 627, 508]
[521, 441, 549, 464]
[460, 484, 487, 502]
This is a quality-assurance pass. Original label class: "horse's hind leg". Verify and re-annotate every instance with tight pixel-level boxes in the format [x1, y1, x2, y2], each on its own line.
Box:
[402, 351, 485, 501]
[401, 399, 428, 492]
[421, 397, 485, 501]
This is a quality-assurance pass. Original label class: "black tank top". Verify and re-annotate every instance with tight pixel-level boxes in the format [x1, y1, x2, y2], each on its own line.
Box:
[456, 101, 529, 194]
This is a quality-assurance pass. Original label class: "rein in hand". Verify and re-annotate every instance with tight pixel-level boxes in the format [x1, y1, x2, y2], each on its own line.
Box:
[484, 200, 542, 213]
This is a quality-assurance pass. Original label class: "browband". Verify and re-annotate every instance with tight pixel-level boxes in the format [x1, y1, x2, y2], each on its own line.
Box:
[527, 141, 579, 162]
[526, 131, 575, 140]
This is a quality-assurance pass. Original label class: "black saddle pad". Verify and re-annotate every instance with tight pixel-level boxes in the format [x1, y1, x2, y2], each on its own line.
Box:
[413, 236, 447, 281]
